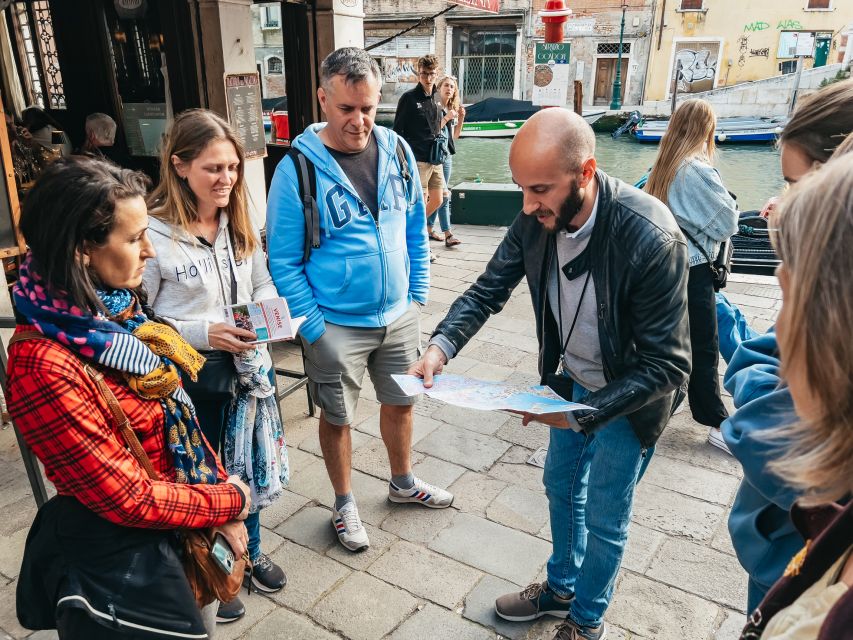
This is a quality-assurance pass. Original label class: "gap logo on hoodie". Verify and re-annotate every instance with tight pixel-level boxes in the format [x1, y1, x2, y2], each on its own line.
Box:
[266, 123, 430, 344]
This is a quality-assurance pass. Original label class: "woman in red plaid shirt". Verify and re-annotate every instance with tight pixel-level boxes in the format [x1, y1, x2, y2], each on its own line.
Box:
[6, 156, 251, 639]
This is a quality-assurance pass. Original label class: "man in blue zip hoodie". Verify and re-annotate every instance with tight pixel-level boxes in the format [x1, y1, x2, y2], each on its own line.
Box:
[267, 48, 452, 553]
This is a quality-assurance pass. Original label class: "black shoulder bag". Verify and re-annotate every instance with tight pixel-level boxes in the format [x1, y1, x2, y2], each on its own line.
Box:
[679, 227, 733, 292]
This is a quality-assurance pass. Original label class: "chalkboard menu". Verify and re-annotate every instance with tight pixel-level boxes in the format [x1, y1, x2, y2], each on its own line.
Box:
[224, 73, 267, 160]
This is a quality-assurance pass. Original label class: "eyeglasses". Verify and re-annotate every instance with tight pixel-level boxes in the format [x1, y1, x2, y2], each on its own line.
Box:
[419, 71, 438, 78]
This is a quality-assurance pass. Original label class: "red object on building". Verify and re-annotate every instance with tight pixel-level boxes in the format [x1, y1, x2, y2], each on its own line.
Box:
[540, 0, 571, 44]
[271, 111, 290, 143]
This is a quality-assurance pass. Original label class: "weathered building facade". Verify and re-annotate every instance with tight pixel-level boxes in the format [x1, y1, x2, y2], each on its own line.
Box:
[531, 0, 656, 107]
[363, 0, 529, 105]
[644, 0, 849, 102]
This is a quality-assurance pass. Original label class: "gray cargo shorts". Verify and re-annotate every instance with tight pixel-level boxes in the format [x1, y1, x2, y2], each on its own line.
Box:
[301, 303, 421, 426]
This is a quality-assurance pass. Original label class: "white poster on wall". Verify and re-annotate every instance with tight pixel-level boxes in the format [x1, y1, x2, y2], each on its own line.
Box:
[532, 42, 572, 106]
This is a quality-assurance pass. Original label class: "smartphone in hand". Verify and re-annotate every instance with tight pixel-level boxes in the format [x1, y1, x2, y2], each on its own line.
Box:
[210, 533, 236, 575]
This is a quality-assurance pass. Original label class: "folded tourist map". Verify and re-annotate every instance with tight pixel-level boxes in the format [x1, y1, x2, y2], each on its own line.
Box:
[391, 373, 594, 414]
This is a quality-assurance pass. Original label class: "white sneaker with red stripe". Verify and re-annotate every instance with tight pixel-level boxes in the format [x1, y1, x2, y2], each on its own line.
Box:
[388, 476, 454, 509]
[331, 502, 370, 552]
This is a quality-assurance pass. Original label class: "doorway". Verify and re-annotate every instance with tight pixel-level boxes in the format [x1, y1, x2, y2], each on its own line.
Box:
[594, 57, 628, 105]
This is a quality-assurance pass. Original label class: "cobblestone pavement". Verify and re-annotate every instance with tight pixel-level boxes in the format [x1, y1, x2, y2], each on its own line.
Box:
[0, 225, 782, 640]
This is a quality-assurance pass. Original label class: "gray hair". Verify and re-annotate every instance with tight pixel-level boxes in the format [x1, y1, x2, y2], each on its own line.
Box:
[320, 47, 382, 90]
[85, 112, 117, 145]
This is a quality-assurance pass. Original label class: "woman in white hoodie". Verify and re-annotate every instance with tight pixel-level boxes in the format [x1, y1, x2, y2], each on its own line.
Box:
[143, 109, 286, 624]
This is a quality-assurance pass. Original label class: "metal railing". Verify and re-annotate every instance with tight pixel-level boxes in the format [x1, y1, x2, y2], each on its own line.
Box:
[451, 54, 516, 103]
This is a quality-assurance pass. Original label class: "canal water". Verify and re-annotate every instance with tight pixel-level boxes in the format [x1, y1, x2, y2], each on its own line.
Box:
[451, 133, 785, 213]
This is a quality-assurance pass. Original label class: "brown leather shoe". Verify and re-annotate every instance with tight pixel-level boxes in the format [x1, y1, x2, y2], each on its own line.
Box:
[494, 580, 573, 622]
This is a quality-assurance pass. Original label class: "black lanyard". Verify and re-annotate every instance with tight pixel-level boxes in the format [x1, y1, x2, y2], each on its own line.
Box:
[556, 263, 592, 373]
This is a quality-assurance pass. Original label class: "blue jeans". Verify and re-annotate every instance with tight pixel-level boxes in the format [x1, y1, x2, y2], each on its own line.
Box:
[427, 157, 452, 232]
[246, 511, 261, 561]
[544, 380, 654, 628]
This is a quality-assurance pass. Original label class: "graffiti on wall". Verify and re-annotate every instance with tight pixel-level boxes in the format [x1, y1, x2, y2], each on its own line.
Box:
[743, 19, 804, 32]
[777, 19, 803, 30]
[382, 57, 419, 83]
[674, 47, 719, 92]
[738, 35, 749, 67]
[750, 48, 771, 58]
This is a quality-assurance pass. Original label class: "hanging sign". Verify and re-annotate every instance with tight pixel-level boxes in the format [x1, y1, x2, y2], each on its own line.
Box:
[224, 73, 267, 160]
[447, 0, 500, 14]
[532, 42, 571, 107]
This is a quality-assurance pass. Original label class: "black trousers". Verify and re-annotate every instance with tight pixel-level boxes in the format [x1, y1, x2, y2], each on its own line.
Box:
[187, 388, 232, 453]
[686, 264, 729, 428]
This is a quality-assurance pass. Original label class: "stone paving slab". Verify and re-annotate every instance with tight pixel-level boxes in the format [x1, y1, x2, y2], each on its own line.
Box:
[368, 540, 483, 609]
[259, 487, 311, 529]
[379, 503, 457, 545]
[240, 607, 340, 640]
[632, 482, 726, 543]
[643, 456, 740, 506]
[607, 572, 721, 640]
[486, 485, 550, 535]
[645, 538, 749, 611]
[411, 455, 467, 489]
[310, 573, 418, 640]
[276, 505, 338, 554]
[217, 592, 278, 640]
[462, 574, 527, 640]
[429, 512, 551, 584]
[326, 521, 398, 571]
[266, 539, 350, 613]
[428, 403, 510, 436]
[389, 603, 496, 640]
[487, 457, 546, 494]
[447, 471, 508, 516]
[495, 418, 550, 451]
[414, 424, 510, 472]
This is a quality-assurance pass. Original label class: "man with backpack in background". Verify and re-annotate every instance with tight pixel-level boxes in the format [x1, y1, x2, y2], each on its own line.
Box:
[267, 47, 452, 553]
[393, 54, 446, 262]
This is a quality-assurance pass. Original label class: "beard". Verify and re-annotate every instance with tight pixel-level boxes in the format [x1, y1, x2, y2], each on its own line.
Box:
[542, 180, 585, 234]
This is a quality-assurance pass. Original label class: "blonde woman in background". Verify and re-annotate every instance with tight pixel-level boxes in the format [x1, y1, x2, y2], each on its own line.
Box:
[427, 75, 465, 247]
[738, 151, 853, 640]
[646, 99, 738, 453]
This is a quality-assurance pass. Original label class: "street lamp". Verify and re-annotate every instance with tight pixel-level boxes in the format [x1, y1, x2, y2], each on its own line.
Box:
[610, 2, 628, 110]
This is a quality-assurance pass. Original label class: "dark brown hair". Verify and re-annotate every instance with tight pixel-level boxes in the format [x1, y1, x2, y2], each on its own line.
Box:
[19, 156, 151, 313]
[418, 54, 439, 71]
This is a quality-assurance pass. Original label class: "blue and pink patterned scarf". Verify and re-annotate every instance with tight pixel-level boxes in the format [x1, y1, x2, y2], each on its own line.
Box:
[13, 253, 218, 484]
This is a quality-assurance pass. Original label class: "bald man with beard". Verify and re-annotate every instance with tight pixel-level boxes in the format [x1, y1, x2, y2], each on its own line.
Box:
[409, 109, 691, 640]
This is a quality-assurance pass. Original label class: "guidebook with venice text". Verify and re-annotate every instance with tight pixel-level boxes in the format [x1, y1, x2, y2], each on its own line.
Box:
[224, 297, 306, 344]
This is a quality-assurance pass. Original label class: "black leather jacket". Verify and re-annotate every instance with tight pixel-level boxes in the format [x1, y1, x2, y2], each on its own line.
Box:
[434, 170, 691, 448]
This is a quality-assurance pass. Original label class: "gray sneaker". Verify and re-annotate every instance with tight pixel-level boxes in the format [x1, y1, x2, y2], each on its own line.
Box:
[553, 620, 607, 640]
[494, 581, 574, 622]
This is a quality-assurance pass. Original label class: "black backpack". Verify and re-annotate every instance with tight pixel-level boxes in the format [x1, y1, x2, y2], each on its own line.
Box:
[287, 140, 412, 263]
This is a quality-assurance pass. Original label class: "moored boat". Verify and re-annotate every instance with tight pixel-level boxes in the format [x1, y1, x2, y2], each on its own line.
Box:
[634, 116, 786, 144]
[460, 97, 606, 138]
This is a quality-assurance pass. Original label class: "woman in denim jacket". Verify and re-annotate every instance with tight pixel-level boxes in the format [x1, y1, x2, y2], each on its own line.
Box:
[646, 99, 738, 452]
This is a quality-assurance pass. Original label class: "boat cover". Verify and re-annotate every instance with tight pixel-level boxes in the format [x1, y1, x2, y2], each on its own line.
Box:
[464, 98, 542, 123]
